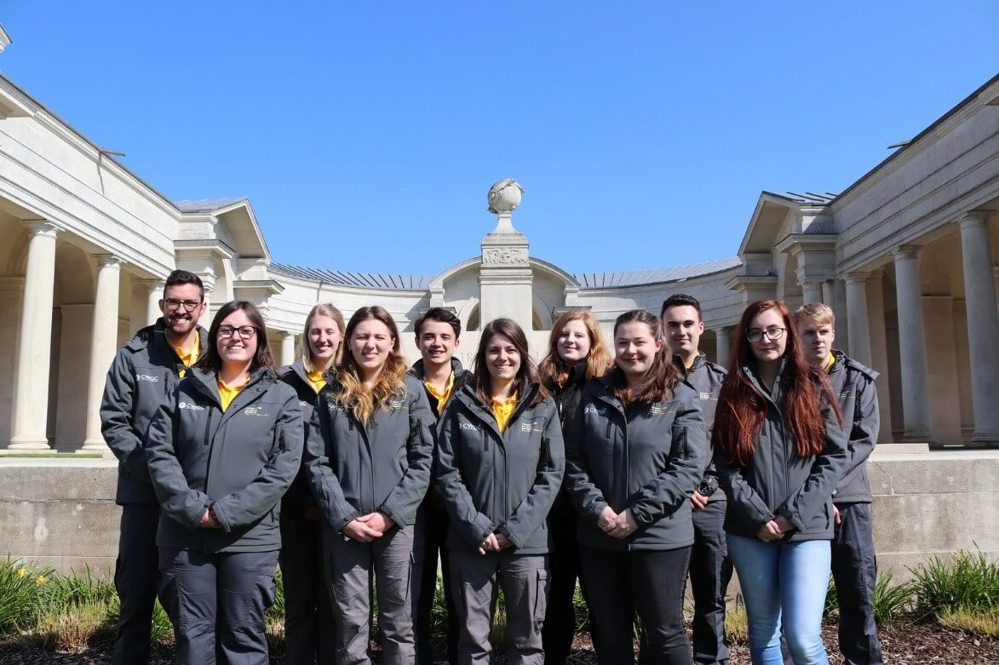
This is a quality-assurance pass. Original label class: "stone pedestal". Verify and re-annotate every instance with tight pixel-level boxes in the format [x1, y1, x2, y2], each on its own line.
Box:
[478, 187, 533, 332]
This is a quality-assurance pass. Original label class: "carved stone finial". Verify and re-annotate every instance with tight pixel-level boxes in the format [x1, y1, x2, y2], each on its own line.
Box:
[487, 179, 523, 214]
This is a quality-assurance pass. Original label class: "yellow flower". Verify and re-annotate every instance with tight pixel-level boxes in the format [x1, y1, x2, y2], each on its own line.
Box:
[16, 567, 27, 577]
[35, 575, 46, 586]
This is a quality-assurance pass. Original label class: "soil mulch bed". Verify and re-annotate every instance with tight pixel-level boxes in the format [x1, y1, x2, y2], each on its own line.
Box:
[1, 622, 995, 663]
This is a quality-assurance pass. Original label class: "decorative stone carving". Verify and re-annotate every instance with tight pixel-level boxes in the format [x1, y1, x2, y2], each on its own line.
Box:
[487, 179, 523, 214]
[482, 247, 528, 264]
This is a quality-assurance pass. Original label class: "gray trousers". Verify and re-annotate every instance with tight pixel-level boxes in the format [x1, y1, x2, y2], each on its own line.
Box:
[449, 548, 549, 665]
[324, 524, 418, 665]
[112, 504, 161, 665]
[158, 547, 279, 665]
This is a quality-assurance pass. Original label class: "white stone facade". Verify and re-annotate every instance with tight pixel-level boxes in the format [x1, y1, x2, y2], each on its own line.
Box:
[1, 72, 998, 452]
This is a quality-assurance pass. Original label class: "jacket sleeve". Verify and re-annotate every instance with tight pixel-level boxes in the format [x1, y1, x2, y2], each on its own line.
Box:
[564, 393, 611, 523]
[145, 393, 212, 528]
[502, 405, 566, 549]
[714, 429, 775, 532]
[436, 402, 497, 548]
[841, 374, 880, 487]
[304, 394, 361, 532]
[627, 396, 705, 525]
[99, 350, 150, 483]
[776, 397, 849, 531]
[210, 394, 304, 533]
[378, 387, 435, 527]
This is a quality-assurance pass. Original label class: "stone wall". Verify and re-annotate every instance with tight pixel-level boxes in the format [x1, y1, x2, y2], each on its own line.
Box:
[1, 450, 996, 578]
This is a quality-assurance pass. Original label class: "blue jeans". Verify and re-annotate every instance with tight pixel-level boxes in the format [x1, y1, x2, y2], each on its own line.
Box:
[727, 534, 830, 665]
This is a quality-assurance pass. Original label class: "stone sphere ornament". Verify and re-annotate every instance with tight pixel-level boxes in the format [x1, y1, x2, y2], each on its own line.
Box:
[487, 179, 524, 214]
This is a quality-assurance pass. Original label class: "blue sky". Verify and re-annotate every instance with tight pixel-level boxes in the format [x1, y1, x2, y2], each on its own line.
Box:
[2, 2, 997, 276]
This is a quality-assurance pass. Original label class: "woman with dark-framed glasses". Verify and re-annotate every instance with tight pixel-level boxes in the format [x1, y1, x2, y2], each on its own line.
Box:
[147, 300, 303, 665]
[712, 300, 847, 665]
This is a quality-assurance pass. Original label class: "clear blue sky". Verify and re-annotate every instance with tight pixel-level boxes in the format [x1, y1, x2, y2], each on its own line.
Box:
[2, 2, 997, 276]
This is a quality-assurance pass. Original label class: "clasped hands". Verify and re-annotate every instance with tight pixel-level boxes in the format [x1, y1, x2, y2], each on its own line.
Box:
[478, 531, 513, 556]
[755, 514, 794, 542]
[343, 512, 396, 543]
[598, 506, 638, 539]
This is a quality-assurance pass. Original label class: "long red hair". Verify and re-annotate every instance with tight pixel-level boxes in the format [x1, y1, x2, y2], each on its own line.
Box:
[714, 300, 841, 467]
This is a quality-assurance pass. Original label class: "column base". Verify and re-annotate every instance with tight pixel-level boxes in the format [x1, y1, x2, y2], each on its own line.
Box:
[6, 437, 52, 451]
[79, 439, 113, 458]
[901, 432, 934, 443]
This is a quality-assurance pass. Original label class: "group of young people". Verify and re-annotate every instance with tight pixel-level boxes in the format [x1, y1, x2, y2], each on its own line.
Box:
[101, 269, 884, 665]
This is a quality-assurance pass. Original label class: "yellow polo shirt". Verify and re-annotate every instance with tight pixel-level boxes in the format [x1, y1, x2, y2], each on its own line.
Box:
[170, 339, 200, 378]
[217, 377, 245, 412]
[822, 353, 836, 374]
[424, 372, 455, 412]
[491, 392, 518, 433]
[306, 368, 327, 394]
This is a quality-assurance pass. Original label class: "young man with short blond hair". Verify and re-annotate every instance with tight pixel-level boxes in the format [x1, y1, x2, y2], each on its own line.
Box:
[795, 302, 884, 665]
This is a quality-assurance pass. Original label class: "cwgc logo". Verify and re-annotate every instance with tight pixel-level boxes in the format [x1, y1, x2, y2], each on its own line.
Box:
[583, 404, 606, 416]
[298, 400, 310, 409]
[699, 392, 713, 401]
[136, 373, 160, 383]
[243, 406, 271, 418]
[459, 422, 481, 432]
[388, 398, 407, 410]
[179, 401, 205, 412]
[520, 420, 544, 433]
[650, 404, 675, 416]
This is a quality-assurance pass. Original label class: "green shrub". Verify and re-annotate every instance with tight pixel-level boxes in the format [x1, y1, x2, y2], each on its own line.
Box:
[0, 559, 55, 633]
[909, 550, 999, 619]
[871, 572, 915, 624]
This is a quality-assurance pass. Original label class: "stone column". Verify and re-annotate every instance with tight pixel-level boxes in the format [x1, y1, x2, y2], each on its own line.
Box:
[801, 281, 823, 304]
[959, 213, 999, 445]
[892, 246, 933, 441]
[845, 273, 873, 367]
[714, 327, 730, 369]
[146, 280, 165, 329]
[866, 271, 894, 442]
[280, 331, 296, 367]
[821, 281, 834, 306]
[82, 256, 122, 452]
[9, 222, 59, 450]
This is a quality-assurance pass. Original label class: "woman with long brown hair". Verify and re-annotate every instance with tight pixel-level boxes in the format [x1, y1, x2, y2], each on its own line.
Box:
[279, 303, 345, 665]
[712, 300, 847, 665]
[304, 305, 435, 665]
[537, 310, 611, 663]
[566, 309, 705, 664]
[436, 318, 565, 665]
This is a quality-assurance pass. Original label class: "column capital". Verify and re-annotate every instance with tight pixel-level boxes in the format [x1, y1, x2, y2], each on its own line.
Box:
[845, 271, 871, 285]
[958, 211, 990, 230]
[95, 254, 123, 269]
[24, 220, 60, 238]
[892, 245, 922, 261]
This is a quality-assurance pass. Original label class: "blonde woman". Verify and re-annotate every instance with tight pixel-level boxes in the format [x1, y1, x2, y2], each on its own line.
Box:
[279, 303, 345, 665]
[305, 305, 435, 665]
[536, 310, 612, 664]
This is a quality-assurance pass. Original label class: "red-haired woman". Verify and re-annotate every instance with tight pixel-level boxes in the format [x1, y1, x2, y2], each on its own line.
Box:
[537, 310, 612, 663]
[566, 309, 705, 664]
[713, 300, 847, 665]
[304, 305, 435, 665]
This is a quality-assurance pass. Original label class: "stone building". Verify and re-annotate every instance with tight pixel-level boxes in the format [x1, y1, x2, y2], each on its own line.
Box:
[2, 69, 998, 574]
[2, 73, 998, 453]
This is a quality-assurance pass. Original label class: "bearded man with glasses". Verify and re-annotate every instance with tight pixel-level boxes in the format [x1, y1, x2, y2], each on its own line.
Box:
[100, 270, 208, 664]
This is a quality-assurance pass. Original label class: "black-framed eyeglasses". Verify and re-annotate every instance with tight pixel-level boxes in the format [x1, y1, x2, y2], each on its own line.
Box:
[746, 326, 786, 343]
[163, 298, 202, 312]
[218, 325, 257, 340]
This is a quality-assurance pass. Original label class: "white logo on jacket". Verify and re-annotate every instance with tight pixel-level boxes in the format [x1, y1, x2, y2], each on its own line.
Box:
[243, 406, 270, 418]
[583, 404, 606, 416]
[521, 420, 544, 433]
[179, 401, 204, 411]
[459, 422, 482, 432]
[136, 373, 160, 383]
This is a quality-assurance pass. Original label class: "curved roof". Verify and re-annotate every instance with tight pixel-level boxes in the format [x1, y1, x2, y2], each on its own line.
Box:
[270, 256, 742, 291]
[571, 257, 743, 288]
[270, 263, 435, 290]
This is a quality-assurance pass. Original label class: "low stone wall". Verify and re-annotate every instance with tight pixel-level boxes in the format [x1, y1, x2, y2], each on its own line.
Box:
[0, 450, 996, 577]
